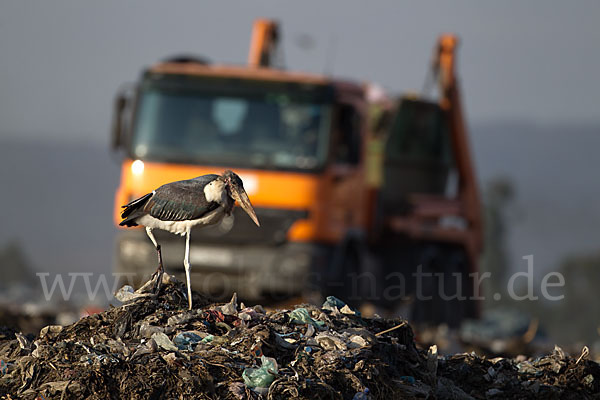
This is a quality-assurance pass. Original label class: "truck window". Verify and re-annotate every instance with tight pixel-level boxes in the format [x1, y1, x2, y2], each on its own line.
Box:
[212, 98, 248, 135]
[130, 76, 334, 171]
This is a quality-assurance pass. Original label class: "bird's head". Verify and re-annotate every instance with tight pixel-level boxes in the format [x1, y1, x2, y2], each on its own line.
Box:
[221, 170, 260, 227]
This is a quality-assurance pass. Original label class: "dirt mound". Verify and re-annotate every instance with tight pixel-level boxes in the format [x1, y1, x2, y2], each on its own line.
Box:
[0, 277, 599, 399]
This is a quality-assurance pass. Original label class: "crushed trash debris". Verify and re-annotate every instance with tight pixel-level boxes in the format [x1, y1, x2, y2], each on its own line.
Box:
[216, 292, 239, 316]
[0, 276, 599, 399]
[38, 325, 62, 340]
[114, 284, 152, 303]
[151, 331, 179, 352]
[352, 388, 370, 400]
[458, 308, 545, 357]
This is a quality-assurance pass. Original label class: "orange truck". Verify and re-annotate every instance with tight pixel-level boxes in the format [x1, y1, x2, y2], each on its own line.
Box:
[111, 20, 482, 325]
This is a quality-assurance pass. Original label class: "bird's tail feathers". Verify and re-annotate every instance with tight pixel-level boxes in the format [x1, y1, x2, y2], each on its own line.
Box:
[122, 192, 152, 209]
[120, 192, 152, 223]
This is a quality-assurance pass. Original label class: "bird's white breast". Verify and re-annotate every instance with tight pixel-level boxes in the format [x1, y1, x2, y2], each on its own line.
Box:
[138, 206, 226, 236]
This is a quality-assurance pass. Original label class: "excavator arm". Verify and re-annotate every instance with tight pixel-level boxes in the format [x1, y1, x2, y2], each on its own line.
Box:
[435, 34, 483, 256]
[248, 19, 280, 68]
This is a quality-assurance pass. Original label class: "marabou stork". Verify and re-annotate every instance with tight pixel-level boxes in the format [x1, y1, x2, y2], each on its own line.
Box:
[119, 170, 260, 309]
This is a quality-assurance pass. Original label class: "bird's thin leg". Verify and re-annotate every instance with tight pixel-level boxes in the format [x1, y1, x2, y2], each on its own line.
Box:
[145, 227, 164, 294]
[184, 229, 193, 310]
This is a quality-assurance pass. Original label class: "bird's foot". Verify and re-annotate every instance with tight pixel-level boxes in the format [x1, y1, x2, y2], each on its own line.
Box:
[151, 266, 164, 296]
[152, 245, 165, 296]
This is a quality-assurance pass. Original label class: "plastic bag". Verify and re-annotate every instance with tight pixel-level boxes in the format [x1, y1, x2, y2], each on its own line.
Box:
[173, 331, 203, 351]
[322, 296, 346, 310]
[288, 308, 324, 328]
[242, 355, 278, 388]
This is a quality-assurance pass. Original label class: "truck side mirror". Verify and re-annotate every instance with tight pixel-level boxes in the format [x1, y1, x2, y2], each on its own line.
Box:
[111, 85, 135, 151]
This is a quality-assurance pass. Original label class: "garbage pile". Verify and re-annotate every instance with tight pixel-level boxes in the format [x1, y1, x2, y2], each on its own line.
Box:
[416, 309, 551, 360]
[0, 308, 57, 339]
[0, 276, 599, 399]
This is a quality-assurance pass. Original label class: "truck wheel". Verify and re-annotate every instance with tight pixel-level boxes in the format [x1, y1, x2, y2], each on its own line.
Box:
[410, 244, 473, 328]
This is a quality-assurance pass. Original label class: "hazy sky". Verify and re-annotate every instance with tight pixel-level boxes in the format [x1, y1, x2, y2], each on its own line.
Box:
[1, 1, 599, 144]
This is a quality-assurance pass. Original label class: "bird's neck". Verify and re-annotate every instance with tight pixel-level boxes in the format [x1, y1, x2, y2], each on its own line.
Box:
[224, 195, 235, 215]
[204, 179, 226, 204]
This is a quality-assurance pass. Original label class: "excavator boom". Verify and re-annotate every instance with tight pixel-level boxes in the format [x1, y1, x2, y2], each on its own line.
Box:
[435, 34, 483, 255]
[248, 19, 280, 68]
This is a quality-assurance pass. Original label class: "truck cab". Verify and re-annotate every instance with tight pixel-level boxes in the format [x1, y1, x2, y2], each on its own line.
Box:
[112, 60, 369, 300]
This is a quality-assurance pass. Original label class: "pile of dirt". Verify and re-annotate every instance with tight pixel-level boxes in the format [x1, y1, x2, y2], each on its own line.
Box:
[0, 276, 599, 399]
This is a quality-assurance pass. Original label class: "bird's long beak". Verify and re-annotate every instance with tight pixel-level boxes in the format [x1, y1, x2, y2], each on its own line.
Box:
[232, 186, 260, 227]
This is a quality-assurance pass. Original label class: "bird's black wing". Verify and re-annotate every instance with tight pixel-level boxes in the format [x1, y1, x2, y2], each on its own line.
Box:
[143, 175, 221, 221]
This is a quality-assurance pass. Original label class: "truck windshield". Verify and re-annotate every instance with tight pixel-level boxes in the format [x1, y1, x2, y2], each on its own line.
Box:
[130, 75, 333, 170]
